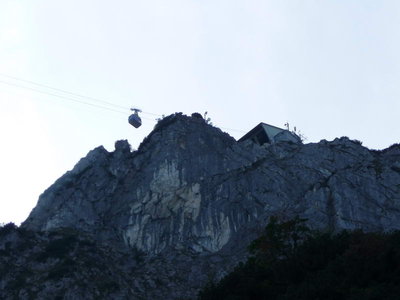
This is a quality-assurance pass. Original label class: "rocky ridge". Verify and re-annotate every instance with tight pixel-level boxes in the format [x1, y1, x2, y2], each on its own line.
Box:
[1, 113, 400, 299]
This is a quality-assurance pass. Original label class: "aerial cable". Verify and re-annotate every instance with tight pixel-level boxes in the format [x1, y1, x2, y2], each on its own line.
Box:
[0, 73, 130, 111]
[219, 126, 246, 133]
[0, 79, 159, 125]
[0, 73, 163, 117]
[0, 80, 127, 115]
[0, 74, 245, 133]
[140, 110, 161, 117]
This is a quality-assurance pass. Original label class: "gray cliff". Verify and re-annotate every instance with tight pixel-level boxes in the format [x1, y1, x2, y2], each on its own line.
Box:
[2, 113, 400, 299]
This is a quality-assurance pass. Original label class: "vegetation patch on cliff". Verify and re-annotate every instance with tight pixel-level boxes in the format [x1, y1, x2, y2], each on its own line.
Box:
[199, 217, 400, 300]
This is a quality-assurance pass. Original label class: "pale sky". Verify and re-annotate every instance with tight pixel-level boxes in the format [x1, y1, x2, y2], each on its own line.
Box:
[1, 0, 399, 224]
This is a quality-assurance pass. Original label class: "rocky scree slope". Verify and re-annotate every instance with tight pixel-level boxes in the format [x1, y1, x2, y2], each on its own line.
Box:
[2, 113, 400, 299]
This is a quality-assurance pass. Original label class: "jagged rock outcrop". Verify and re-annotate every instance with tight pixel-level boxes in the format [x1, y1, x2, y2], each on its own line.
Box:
[2, 113, 400, 299]
[0, 224, 140, 299]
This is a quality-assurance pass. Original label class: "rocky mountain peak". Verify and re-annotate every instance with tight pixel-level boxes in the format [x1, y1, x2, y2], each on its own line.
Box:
[14, 113, 400, 298]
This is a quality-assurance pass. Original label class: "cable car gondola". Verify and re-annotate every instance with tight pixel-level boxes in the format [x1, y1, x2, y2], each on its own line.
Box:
[128, 108, 142, 128]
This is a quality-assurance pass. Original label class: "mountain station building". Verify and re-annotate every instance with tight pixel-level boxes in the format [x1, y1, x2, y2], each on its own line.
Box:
[238, 122, 301, 146]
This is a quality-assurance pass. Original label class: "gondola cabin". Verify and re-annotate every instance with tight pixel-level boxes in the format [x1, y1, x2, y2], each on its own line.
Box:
[128, 109, 142, 128]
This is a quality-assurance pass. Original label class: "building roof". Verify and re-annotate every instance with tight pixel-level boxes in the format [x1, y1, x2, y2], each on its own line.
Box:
[238, 122, 301, 145]
[238, 122, 285, 143]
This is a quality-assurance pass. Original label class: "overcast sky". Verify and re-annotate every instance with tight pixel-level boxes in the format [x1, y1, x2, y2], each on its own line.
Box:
[1, 0, 399, 224]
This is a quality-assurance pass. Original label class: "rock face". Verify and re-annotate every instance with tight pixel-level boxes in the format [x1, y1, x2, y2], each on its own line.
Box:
[2, 113, 400, 299]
